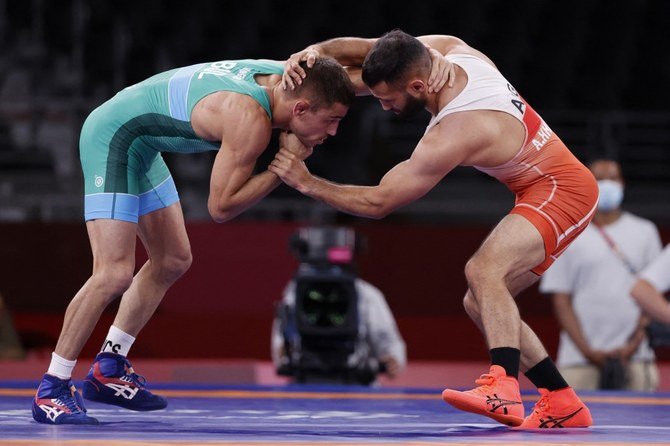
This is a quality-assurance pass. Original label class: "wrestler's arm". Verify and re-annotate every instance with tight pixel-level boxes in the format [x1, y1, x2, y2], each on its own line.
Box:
[291, 37, 377, 68]
[269, 117, 477, 219]
[343, 66, 368, 96]
[207, 103, 284, 223]
[291, 35, 461, 67]
[283, 36, 453, 93]
[631, 279, 670, 324]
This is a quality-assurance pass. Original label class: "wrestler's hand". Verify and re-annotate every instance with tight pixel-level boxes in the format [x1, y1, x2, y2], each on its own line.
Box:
[380, 355, 400, 378]
[279, 132, 313, 161]
[426, 47, 455, 93]
[282, 46, 321, 90]
[269, 147, 312, 194]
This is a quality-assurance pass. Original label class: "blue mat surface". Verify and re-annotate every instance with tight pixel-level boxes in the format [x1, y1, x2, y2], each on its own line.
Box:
[2, 382, 670, 444]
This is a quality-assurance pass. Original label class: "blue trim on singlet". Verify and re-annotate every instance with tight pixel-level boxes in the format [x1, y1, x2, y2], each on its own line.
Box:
[84, 177, 179, 223]
[168, 63, 206, 121]
[85, 193, 139, 223]
[138, 176, 180, 217]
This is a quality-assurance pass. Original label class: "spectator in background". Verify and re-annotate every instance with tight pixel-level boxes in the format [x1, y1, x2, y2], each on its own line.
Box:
[631, 244, 670, 324]
[0, 293, 25, 360]
[540, 159, 661, 391]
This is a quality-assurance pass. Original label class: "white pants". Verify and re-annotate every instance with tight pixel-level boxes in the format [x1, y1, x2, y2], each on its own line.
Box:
[559, 361, 659, 392]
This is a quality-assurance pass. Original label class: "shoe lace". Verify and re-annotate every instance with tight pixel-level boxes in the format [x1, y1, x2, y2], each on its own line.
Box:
[532, 393, 551, 416]
[472, 373, 497, 394]
[55, 384, 83, 414]
[121, 358, 147, 388]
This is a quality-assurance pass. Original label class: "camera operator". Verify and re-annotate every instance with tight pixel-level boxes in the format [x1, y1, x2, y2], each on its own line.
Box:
[271, 226, 406, 385]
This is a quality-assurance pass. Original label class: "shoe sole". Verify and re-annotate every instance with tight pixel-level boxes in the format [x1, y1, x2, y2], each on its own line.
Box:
[515, 406, 593, 429]
[442, 390, 524, 427]
[83, 379, 167, 411]
[83, 392, 166, 411]
[31, 403, 99, 425]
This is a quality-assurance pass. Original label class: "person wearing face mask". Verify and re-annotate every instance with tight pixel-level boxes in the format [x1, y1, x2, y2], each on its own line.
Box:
[539, 158, 662, 391]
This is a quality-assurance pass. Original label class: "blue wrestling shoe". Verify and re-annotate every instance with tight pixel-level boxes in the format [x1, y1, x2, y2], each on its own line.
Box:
[32, 374, 99, 425]
[82, 352, 167, 411]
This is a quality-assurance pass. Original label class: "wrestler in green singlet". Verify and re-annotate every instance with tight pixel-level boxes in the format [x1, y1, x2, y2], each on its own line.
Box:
[79, 59, 283, 223]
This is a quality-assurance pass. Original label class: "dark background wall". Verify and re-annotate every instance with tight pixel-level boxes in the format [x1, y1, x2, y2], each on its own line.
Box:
[3, 223, 669, 360]
[2, 1, 669, 222]
[6, 0, 668, 110]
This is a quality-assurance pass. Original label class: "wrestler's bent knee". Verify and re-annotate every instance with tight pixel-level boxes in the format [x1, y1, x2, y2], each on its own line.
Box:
[156, 250, 192, 283]
[463, 291, 481, 317]
[93, 267, 134, 298]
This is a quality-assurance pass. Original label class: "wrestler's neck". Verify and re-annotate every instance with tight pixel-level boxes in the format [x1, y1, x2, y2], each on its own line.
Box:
[267, 83, 291, 129]
[426, 64, 468, 116]
[594, 208, 622, 226]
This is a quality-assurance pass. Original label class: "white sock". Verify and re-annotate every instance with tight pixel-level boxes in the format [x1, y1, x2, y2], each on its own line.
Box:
[100, 325, 136, 357]
[47, 352, 77, 380]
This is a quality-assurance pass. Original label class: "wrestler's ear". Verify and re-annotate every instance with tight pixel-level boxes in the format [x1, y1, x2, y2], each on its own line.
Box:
[292, 101, 310, 116]
[408, 79, 426, 94]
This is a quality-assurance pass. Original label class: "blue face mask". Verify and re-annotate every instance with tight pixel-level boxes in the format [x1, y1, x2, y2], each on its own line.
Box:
[597, 179, 624, 212]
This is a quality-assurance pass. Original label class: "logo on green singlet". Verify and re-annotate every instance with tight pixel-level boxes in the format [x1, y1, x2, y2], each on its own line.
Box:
[94, 175, 104, 188]
[197, 61, 251, 81]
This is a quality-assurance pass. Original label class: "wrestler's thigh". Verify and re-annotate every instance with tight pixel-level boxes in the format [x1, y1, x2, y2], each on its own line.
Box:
[86, 219, 138, 269]
[137, 201, 190, 261]
[473, 213, 546, 279]
[507, 270, 541, 297]
[466, 266, 541, 318]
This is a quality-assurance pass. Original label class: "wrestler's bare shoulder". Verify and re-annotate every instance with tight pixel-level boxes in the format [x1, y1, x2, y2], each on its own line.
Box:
[418, 35, 496, 68]
[191, 91, 270, 141]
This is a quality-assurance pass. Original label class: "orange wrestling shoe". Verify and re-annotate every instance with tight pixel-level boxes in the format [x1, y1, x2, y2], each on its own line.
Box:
[517, 387, 593, 429]
[442, 365, 524, 426]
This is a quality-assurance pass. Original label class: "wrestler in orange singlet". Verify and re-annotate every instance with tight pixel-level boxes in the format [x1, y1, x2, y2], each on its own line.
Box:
[273, 30, 597, 429]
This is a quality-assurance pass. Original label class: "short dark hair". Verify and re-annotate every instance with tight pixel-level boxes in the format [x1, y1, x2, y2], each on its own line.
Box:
[293, 57, 355, 109]
[362, 29, 431, 88]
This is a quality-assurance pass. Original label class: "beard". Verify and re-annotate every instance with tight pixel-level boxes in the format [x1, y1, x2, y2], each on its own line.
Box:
[396, 92, 426, 118]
